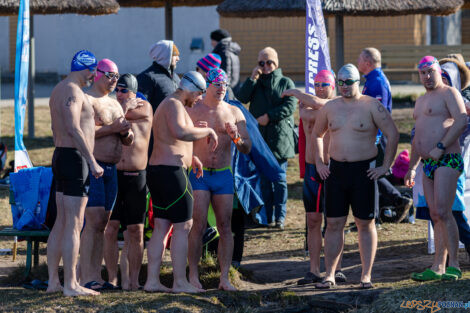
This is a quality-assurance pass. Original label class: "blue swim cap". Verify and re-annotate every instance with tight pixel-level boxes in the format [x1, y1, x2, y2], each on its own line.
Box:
[71, 50, 97, 72]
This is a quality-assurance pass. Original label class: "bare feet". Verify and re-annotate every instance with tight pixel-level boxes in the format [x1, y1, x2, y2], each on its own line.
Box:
[218, 280, 237, 291]
[189, 276, 203, 289]
[172, 281, 205, 294]
[144, 282, 171, 293]
[46, 281, 63, 293]
[63, 284, 100, 297]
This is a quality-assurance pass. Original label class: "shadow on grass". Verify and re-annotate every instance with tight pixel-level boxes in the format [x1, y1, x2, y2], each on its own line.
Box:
[1, 136, 54, 151]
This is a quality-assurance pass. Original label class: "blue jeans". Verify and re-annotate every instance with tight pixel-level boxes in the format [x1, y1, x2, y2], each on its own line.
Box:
[261, 159, 288, 224]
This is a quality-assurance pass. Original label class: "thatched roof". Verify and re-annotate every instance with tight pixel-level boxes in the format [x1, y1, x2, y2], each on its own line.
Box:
[0, 0, 120, 16]
[217, 0, 464, 18]
[118, 0, 222, 8]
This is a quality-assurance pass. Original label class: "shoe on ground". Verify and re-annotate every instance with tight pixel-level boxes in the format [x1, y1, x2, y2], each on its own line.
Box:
[275, 221, 284, 230]
[267, 221, 276, 228]
[297, 272, 322, 285]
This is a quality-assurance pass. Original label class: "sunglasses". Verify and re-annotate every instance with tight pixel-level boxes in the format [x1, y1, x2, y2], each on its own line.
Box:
[337, 79, 358, 86]
[211, 82, 227, 88]
[258, 60, 275, 67]
[314, 82, 331, 88]
[97, 69, 120, 80]
[78, 60, 96, 74]
[114, 87, 129, 94]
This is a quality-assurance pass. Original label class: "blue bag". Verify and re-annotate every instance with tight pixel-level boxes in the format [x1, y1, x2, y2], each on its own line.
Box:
[10, 167, 53, 230]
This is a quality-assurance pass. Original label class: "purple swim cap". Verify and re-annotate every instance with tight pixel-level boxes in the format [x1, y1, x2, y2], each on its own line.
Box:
[418, 56, 441, 73]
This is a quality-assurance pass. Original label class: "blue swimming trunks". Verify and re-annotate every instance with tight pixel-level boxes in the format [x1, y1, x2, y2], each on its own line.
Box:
[86, 160, 118, 211]
[189, 166, 234, 195]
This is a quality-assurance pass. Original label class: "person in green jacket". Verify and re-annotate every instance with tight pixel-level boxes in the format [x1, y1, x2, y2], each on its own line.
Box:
[237, 47, 297, 229]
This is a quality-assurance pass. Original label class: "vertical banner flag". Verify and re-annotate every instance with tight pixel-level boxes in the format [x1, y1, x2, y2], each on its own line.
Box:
[299, 0, 332, 178]
[14, 0, 33, 172]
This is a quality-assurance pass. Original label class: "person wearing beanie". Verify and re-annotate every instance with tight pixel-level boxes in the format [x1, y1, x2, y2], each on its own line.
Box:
[196, 53, 222, 75]
[105, 73, 153, 291]
[210, 29, 241, 91]
[237, 47, 297, 230]
[137, 40, 181, 113]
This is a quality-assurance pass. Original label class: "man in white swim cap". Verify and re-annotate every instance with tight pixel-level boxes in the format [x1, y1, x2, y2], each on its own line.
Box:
[144, 71, 218, 294]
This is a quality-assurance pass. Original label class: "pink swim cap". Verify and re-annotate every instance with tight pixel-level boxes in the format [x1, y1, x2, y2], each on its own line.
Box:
[314, 70, 335, 89]
[95, 58, 119, 81]
[418, 56, 441, 73]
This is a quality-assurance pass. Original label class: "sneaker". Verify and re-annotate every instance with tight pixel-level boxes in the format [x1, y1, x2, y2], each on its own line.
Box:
[275, 221, 284, 230]
[267, 221, 276, 228]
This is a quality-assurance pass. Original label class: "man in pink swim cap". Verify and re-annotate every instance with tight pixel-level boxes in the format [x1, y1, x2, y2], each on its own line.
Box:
[405, 55, 467, 281]
[80, 59, 147, 291]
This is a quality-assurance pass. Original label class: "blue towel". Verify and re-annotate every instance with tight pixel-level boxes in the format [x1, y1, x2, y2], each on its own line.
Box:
[10, 167, 53, 230]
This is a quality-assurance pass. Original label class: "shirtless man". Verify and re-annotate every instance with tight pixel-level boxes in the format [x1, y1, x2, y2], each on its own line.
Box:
[144, 71, 218, 293]
[187, 68, 251, 291]
[313, 64, 399, 289]
[79, 59, 136, 290]
[47, 50, 103, 296]
[405, 56, 467, 281]
[282, 70, 347, 285]
[103, 74, 152, 290]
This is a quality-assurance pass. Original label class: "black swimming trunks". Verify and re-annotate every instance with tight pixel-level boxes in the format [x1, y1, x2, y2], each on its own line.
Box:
[110, 170, 147, 229]
[52, 147, 89, 197]
[303, 163, 324, 213]
[325, 158, 378, 220]
[147, 165, 193, 224]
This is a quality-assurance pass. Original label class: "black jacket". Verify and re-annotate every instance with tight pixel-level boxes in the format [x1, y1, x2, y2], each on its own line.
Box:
[212, 37, 241, 90]
[137, 62, 180, 112]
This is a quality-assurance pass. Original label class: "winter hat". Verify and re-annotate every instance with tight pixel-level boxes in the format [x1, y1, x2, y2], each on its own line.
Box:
[210, 29, 230, 42]
[197, 53, 222, 73]
[258, 47, 279, 67]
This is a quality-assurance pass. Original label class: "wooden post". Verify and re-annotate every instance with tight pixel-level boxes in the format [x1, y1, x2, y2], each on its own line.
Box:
[335, 15, 344, 75]
[165, 1, 173, 40]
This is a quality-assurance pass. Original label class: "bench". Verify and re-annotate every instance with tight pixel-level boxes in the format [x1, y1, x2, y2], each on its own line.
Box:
[0, 228, 50, 279]
[381, 44, 470, 82]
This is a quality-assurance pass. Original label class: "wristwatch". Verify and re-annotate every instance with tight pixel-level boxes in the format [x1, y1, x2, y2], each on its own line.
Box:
[436, 142, 446, 150]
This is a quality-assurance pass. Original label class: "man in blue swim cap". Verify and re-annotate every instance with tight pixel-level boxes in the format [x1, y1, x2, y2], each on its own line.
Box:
[47, 50, 103, 296]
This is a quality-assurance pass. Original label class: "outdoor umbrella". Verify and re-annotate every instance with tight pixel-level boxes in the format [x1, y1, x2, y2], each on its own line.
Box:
[117, 0, 223, 40]
[217, 0, 464, 73]
[0, 0, 120, 138]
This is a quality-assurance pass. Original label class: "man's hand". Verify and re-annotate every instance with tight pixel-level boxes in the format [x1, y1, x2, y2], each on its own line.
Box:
[404, 168, 416, 188]
[257, 114, 269, 126]
[111, 117, 131, 134]
[429, 147, 444, 161]
[123, 98, 144, 111]
[251, 66, 262, 81]
[207, 129, 218, 152]
[225, 122, 238, 139]
[281, 89, 300, 98]
[194, 121, 208, 128]
[316, 162, 330, 180]
[90, 161, 104, 178]
[367, 166, 388, 180]
[192, 156, 204, 179]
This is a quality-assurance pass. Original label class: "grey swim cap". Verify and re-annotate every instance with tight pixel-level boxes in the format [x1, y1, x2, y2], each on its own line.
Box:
[117, 73, 138, 93]
[179, 71, 206, 93]
[338, 63, 360, 81]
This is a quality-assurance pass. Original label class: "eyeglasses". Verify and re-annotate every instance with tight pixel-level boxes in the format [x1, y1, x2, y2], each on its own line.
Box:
[314, 82, 331, 88]
[114, 87, 129, 94]
[337, 79, 358, 86]
[97, 69, 120, 80]
[78, 60, 96, 74]
[211, 82, 227, 88]
[258, 60, 275, 67]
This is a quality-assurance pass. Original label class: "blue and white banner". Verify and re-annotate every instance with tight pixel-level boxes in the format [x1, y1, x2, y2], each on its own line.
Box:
[305, 0, 332, 95]
[14, 0, 33, 172]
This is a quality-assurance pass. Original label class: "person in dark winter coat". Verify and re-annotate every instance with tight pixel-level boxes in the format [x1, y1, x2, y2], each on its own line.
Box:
[237, 47, 297, 229]
[211, 29, 241, 92]
[137, 40, 181, 112]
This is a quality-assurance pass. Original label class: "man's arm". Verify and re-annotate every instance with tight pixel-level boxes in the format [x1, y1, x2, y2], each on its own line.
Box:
[282, 89, 329, 110]
[231, 107, 252, 154]
[124, 100, 152, 121]
[441, 87, 467, 148]
[404, 136, 421, 187]
[367, 99, 399, 179]
[313, 106, 330, 179]
[62, 89, 102, 177]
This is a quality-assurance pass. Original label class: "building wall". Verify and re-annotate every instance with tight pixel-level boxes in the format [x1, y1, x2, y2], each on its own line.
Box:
[3, 7, 219, 75]
[462, 9, 470, 44]
[221, 14, 426, 83]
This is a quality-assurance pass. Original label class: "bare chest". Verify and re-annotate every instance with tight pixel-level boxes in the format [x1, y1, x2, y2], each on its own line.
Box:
[415, 96, 449, 119]
[328, 106, 374, 133]
[194, 107, 235, 134]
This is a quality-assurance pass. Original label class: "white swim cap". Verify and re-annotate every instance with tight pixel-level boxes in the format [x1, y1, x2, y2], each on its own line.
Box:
[338, 63, 360, 81]
[179, 71, 206, 93]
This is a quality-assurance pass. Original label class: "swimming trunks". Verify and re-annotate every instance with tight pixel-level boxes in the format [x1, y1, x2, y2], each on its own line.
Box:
[52, 147, 90, 197]
[325, 158, 378, 220]
[303, 163, 324, 213]
[147, 165, 193, 223]
[422, 153, 464, 180]
[110, 170, 147, 229]
[189, 166, 234, 195]
[86, 160, 118, 211]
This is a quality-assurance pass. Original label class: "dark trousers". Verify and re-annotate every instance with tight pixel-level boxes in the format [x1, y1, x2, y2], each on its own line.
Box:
[231, 206, 245, 263]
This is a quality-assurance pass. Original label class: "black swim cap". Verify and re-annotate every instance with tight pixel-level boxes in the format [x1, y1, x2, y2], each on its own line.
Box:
[117, 74, 138, 94]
